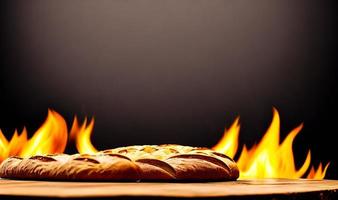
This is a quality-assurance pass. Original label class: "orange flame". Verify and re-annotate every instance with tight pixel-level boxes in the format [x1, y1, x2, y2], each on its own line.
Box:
[70, 116, 98, 154]
[213, 108, 329, 179]
[0, 110, 97, 162]
[213, 117, 240, 158]
[0, 129, 27, 162]
[0, 108, 330, 179]
[0, 109, 68, 162]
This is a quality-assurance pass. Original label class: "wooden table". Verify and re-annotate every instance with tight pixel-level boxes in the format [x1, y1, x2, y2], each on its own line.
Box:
[0, 179, 337, 199]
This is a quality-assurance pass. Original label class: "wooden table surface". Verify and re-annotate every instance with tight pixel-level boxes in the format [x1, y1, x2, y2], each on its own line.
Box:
[0, 178, 337, 199]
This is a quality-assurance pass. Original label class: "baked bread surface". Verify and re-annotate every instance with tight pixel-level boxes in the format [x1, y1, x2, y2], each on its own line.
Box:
[0, 144, 239, 181]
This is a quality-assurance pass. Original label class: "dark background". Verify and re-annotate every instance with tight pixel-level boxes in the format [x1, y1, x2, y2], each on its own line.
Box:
[0, 0, 337, 179]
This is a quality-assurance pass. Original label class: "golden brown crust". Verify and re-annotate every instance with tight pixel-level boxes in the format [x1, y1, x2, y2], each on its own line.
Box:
[0, 145, 239, 181]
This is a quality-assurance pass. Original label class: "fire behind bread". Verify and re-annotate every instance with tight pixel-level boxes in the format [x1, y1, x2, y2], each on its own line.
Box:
[0, 144, 239, 181]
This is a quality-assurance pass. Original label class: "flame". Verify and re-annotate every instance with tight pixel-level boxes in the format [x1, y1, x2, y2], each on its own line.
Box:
[0, 129, 27, 162]
[213, 108, 329, 179]
[20, 110, 68, 157]
[0, 108, 330, 179]
[213, 117, 240, 158]
[0, 110, 97, 163]
[70, 116, 98, 154]
[307, 163, 330, 179]
[0, 109, 67, 162]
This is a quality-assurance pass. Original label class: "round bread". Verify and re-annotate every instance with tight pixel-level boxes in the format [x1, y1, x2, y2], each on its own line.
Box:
[0, 144, 239, 181]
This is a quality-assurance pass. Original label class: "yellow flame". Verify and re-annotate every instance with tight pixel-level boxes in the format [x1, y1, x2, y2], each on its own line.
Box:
[213, 108, 329, 179]
[0, 110, 67, 162]
[20, 109, 68, 157]
[7, 128, 28, 157]
[0, 128, 30, 160]
[213, 117, 240, 158]
[70, 116, 98, 154]
[0, 110, 98, 162]
[307, 163, 330, 180]
[0, 108, 331, 179]
[0, 129, 9, 162]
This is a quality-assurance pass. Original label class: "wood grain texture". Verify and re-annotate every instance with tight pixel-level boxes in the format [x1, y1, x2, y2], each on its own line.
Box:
[0, 179, 337, 199]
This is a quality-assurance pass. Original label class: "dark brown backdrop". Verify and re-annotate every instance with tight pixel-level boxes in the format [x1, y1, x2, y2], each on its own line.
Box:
[0, 0, 337, 179]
